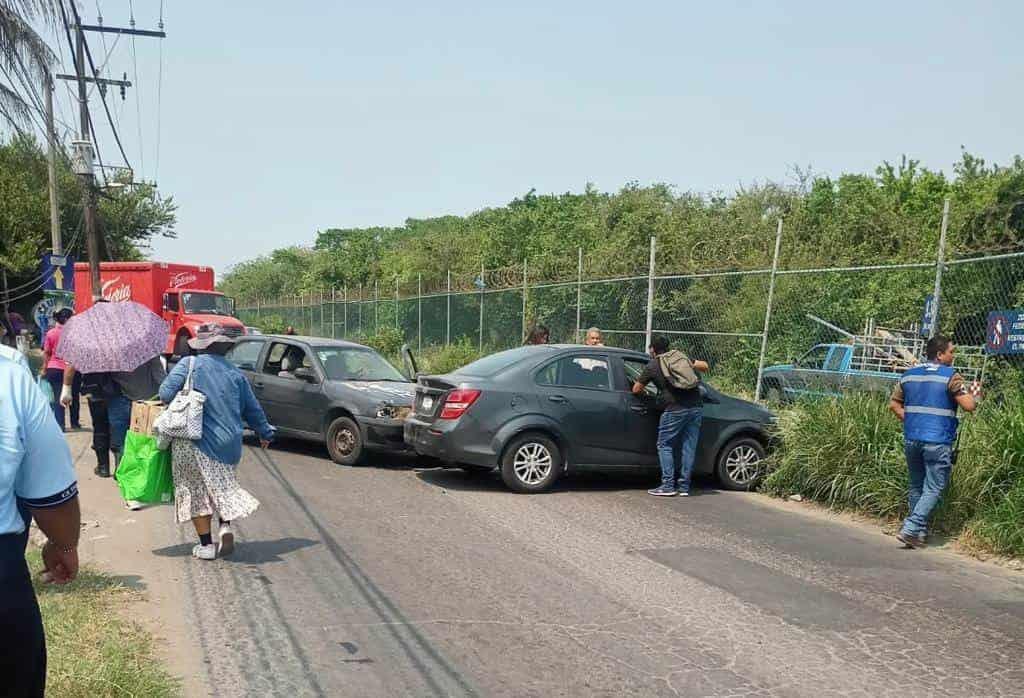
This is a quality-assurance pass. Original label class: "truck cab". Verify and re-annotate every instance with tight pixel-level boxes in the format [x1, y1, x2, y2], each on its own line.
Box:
[162, 289, 244, 357]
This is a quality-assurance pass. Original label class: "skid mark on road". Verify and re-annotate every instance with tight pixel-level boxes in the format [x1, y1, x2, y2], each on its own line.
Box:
[252, 448, 477, 697]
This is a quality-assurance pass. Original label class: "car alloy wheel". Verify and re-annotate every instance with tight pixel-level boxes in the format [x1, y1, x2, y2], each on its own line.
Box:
[724, 443, 761, 486]
[513, 442, 553, 485]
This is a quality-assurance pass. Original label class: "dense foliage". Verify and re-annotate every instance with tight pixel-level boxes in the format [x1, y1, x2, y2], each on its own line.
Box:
[221, 153, 1024, 302]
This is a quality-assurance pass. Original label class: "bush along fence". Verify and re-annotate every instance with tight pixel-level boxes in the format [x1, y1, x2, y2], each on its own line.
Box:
[238, 199, 1024, 399]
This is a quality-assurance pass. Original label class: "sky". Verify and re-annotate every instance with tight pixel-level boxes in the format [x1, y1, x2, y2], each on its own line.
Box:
[49, 1, 1024, 278]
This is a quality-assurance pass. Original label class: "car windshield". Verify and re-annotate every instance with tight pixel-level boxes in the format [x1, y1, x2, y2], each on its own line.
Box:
[182, 292, 235, 316]
[317, 348, 406, 382]
[455, 346, 547, 376]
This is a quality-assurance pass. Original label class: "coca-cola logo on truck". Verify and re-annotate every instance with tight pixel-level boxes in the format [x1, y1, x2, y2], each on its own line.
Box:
[101, 277, 132, 302]
[170, 271, 198, 288]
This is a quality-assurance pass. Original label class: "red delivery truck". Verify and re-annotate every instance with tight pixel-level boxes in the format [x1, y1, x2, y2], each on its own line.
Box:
[74, 261, 247, 357]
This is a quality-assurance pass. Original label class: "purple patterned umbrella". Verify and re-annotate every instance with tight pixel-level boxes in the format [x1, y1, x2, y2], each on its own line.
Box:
[56, 301, 169, 374]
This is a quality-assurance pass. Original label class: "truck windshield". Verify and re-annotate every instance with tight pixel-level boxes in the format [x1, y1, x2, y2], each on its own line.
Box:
[182, 292, 235, 316]
[317, 348, 407, 382]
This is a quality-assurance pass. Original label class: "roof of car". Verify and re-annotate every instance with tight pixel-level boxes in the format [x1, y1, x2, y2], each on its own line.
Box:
[254, 335, 371, 349]
[547, 343, 646, 355]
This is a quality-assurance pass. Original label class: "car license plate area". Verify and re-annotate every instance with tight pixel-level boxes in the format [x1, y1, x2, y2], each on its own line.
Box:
[417, 395, 435, 415]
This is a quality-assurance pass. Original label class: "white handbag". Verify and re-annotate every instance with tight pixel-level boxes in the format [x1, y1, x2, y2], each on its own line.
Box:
[153, 357, 205, 441]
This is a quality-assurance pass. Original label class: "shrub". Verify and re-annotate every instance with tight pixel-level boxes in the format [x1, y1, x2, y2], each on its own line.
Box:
[256, 314, 287, 335]
[418, 341, 483, 375]
[364, 326, 405, 358]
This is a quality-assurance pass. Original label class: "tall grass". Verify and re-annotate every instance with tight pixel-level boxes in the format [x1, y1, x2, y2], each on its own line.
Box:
[764, 393, 1024, 558]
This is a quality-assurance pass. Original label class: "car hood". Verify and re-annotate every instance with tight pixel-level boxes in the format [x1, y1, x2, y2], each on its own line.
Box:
[328, 379, 416, 407]
[762, 364, 793, 373]
[716, 392, 776, 423]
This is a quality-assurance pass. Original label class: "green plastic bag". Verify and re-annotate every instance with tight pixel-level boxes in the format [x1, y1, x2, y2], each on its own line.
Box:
[115, 432, 174, 504]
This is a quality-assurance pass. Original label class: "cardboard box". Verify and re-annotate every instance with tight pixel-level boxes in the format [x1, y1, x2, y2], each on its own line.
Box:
[130, 400, 165, 436]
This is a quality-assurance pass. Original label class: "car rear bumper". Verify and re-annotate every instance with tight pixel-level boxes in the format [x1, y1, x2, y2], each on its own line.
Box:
[356, 416, 414, 454]
[403, 416, 496, 467]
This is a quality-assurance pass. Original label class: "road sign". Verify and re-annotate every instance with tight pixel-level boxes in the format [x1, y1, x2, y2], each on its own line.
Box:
[40, 253, 75, 292]
[985, 310, 1024, 355]
[921, 294, 935, 336]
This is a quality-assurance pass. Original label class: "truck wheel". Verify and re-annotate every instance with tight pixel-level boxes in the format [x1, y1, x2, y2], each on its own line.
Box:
[174, 333, 191, 359]
[500, 433, 561, 493]
[326, 416, 364, 466]
[716, 436, 766, 491]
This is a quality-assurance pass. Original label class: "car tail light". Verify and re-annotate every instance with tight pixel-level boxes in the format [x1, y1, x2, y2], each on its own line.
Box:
[439, 389, 481, 420]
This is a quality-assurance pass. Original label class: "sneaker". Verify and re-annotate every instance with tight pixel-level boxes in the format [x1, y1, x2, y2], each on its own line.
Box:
[896, 531, 922, 549]
[124, 500, 143, 511]
[218, 524, 235, 557]
[94, 465, 110, 478]
[192, 544, 217, 561]
[647, 485, 678, 497]
[678, 490, 690, 497]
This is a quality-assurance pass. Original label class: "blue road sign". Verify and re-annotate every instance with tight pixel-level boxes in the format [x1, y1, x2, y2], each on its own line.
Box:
[986, 310, 1024, 355]
[40, 253, 75, 292]
[921, 294, 935, 336]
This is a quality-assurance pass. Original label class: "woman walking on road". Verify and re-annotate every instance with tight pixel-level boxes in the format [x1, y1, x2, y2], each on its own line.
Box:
[159, 325, 275, 560]
[41, 308, 81, 430]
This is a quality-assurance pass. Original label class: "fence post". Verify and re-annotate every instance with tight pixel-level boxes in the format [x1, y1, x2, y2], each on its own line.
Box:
[417, 274, 422, 353]
[644, 237, 656, 349]
[256, 296, 261, 319]
[343, 285, 348, 339]
[479, 262, 485, 352]
[446, 270, 451, 346]
[330, 288, 336, 338]
[394, 279, 399, 330]
[754, 219, 784, 402]
[521, 258, 528, 342]
[374, 280, 379, 334]
[358, 285, 363, 335]
[930, 198, 951, 338]
[319, 289, 325, 337]
[575, 247, 583, 342]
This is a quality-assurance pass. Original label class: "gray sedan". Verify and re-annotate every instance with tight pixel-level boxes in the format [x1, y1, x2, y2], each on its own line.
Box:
[226, 336, 415, 465]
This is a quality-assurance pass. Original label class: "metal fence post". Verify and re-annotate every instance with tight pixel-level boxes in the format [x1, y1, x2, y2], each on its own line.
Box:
[521, 258, 528, 342]
[394, 279, 399, 330]
[446, 270, 451, 346]
[575, 247, 583, 342]
[930, 198, 951, 338]
[644, 237, 656, 349]
[374, 280, 379, 334]
[343, 285, 348, 339]
[358, 285, 363, 335]
[479, 262, 485, 352]
[754, 219, 785, 402]
[417, 274, 422, 353]
[319, 289, 325, 337]
[330, 288, 336, 338]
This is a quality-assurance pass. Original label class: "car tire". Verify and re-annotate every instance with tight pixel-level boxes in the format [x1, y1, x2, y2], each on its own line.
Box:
[326, 416, 364, 466]
[174, 333, 191, 359]
[500, 433, 561, 493]
[715, 436, 766, 491]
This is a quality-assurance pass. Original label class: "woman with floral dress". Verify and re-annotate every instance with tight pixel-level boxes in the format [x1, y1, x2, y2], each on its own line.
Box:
[159, 325, 275, 560]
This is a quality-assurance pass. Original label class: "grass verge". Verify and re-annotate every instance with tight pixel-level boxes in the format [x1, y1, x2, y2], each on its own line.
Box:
[763, 393, 1024, 559]
[27, 549, 180, 698]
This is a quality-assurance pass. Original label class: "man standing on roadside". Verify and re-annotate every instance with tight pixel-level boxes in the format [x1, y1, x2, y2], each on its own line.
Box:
[584, 327, 605, 346]
[632, 336, 709, 497]
[0, 356, 81, 696]
[889, 335, 978, 548]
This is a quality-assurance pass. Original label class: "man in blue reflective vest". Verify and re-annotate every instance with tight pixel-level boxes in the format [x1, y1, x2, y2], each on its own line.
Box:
[889, 335, 977, 548]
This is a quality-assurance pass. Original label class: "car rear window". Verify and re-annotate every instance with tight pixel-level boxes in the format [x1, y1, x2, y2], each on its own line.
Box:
[455, 346, 548, 376]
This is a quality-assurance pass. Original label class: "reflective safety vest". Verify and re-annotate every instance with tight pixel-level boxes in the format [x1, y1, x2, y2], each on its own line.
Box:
[900, 362, 958, 444]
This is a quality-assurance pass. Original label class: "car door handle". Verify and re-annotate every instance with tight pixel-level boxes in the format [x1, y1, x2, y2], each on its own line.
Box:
[630, 405, 648, 414]
[547, 395, 567, 403]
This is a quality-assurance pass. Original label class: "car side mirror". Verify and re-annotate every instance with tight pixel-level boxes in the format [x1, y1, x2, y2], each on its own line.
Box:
[293, 367, 318, 383]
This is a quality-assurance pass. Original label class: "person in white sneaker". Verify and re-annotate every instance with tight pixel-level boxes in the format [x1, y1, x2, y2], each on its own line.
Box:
[158, 325, 275, 560]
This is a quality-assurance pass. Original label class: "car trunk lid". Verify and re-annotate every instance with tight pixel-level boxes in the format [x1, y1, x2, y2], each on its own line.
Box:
[413, 375, 457, 421]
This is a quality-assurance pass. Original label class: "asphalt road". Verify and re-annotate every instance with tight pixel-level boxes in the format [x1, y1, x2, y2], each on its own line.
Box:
[152, 438, 1024, 698]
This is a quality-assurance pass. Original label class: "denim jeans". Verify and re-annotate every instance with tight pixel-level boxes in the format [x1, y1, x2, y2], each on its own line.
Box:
[44, 368, 81, 429]
[901, 440, 953, 538]
[107, 395, 132, 458]
[657, 407, 703, 492]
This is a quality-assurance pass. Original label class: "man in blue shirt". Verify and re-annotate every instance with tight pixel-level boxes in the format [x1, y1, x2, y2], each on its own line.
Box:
[0, 356, 81, 696]
[889, 335, 977, 548]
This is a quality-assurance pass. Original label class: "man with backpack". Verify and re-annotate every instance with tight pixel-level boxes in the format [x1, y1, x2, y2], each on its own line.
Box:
[632, 335, 709, 497]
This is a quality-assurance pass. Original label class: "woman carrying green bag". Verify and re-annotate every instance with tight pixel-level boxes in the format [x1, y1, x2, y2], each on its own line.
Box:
[158, 325, 275, 561]
[115, 431, 175, 504]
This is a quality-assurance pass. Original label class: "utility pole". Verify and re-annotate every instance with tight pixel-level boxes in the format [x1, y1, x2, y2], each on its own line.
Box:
[44, 72, 61, 255]
[57, 10, 165, 299]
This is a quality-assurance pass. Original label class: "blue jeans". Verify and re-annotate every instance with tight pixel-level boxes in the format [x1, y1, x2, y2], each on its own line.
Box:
[657, 407, 703, 492]
[107, 395, 132, 459]
[901, 440, 953, 538]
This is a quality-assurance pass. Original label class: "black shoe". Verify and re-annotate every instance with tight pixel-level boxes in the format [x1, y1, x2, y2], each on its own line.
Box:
[896, 531, 922, 549]
[94, 465, 111, 478]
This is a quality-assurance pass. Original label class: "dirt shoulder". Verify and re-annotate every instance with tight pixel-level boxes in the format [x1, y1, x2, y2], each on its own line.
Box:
[66, 424, 209, 697]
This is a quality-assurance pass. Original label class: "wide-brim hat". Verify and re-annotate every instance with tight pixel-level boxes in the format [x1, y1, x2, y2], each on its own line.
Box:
[188, 323, 237, 350]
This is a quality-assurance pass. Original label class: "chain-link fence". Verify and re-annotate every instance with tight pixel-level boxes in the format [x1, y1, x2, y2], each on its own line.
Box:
[239, 204, 1024, 401]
